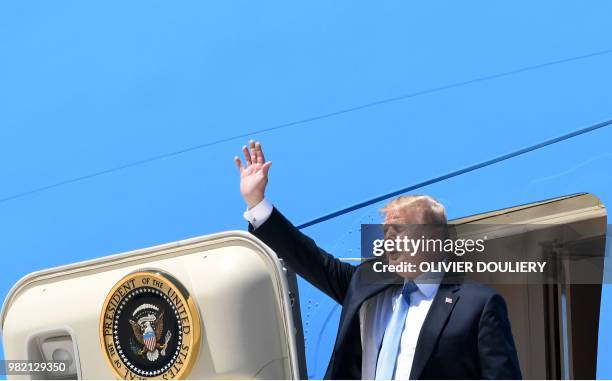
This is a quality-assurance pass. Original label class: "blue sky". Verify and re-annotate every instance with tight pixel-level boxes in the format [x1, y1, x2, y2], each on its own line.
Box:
[1, 1, 612, 378]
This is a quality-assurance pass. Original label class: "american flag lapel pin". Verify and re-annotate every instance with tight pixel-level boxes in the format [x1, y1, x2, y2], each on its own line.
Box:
[445, 297, 453, 304]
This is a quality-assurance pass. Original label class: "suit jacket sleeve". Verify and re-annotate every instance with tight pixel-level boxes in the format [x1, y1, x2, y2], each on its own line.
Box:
[248, 207, 356, 304]
[477, 293, 523, 379]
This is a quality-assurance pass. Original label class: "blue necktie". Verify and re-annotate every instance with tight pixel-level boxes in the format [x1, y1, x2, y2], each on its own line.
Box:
[375, 281, 418, 380]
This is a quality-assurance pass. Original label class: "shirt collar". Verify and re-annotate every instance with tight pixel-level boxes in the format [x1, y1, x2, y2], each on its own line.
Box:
[415, 280, 440, 299]
[407, 270, 443, 299]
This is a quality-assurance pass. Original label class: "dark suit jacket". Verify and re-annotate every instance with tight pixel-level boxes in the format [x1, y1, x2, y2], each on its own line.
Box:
[249, 207, 522, 379]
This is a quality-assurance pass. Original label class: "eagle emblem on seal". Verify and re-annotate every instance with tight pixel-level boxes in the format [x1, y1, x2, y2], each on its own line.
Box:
[101, 271, 200, 379]
[128, 303, 173, 362]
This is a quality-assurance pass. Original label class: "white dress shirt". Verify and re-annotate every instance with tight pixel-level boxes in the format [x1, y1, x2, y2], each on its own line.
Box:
[244, 199, 441, 380]
[360, 280, 440, 379]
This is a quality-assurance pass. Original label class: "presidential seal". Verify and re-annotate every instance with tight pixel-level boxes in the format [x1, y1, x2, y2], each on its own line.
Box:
[100, 270, 201, 379]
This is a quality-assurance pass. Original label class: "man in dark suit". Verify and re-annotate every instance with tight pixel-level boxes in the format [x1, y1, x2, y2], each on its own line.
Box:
[234, 141, 522, 380]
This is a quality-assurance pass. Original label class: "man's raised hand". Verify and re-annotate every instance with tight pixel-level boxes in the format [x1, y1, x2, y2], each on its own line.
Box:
[234, 140, 272, 209]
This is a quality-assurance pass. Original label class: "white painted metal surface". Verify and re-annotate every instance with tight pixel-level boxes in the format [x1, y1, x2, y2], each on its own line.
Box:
[1, 231, 299, 379]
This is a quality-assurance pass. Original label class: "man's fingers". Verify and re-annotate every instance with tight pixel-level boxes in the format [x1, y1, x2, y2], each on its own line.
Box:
[242, 145, 252, 165]
[249, 140, 259, 163]
[234, 156, 244, 172]
[262, 161, 272, 176]
[255, 141, 265, 164]
[240, 140, 266, 171]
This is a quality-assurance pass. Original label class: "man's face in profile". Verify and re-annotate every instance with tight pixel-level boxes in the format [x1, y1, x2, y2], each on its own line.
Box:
[383, 208, 421, 272]
[382, 207, 444, 278]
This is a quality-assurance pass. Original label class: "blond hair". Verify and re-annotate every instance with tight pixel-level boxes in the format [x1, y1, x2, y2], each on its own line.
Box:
[381, 195, 447, 225]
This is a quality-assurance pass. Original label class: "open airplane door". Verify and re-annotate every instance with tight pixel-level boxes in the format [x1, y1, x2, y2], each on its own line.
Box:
[1, 231, 304, 379]
[451, 193, 608, 379]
